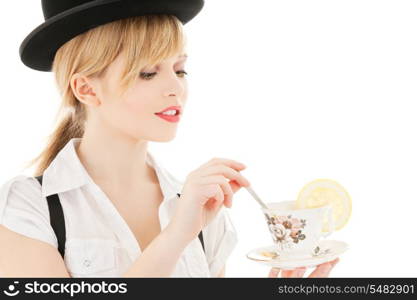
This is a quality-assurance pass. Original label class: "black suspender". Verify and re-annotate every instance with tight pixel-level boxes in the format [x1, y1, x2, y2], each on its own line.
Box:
[35, 175, 66, 259]
[34, 175, 205, 260]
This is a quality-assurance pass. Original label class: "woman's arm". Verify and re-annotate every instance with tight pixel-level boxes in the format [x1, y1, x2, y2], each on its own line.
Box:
[0, 221, 192, 278]
[0, 225, 71, 277]
[122, 222, 191, 277]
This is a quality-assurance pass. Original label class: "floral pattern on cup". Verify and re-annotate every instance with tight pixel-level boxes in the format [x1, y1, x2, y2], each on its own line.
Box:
[264, 213, 307, 251]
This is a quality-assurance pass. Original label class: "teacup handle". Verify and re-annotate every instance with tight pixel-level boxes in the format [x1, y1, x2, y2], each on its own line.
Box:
[321, 206, 335, 238]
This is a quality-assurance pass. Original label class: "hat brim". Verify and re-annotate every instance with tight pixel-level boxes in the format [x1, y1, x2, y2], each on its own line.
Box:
[20, 0, 204, 72]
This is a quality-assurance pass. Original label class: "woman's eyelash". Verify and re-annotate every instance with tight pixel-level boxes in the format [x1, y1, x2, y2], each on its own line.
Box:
[139, 70, 188, 80]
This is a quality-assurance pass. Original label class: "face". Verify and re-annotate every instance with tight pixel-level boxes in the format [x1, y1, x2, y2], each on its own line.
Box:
[73, 50, 189, 143]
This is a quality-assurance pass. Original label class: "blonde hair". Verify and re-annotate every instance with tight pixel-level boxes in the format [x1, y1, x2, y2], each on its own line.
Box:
[23, 14, 186, 176]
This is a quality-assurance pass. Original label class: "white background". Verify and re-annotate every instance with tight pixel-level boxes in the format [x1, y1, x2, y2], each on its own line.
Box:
[1, 0, 417, 277]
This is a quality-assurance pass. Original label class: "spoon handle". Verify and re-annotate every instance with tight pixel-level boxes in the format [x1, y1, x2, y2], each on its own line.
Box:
[245, 186, 269, 210]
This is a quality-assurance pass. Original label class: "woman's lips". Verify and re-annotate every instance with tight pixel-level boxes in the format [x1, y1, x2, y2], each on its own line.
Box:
[155, 113, 180, 123]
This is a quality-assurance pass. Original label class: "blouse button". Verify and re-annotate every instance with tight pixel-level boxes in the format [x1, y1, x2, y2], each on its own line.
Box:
[83, 259, 91, 268]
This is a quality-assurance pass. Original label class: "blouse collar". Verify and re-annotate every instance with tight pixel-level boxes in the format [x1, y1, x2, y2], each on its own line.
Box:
[41, 137, 182, 201]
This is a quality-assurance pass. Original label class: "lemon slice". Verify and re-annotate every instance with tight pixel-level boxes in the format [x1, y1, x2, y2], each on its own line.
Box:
[296, 179, 352, 232]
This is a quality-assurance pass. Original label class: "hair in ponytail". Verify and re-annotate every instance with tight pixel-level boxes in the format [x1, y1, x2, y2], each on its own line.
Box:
[23, 14, 186, 176]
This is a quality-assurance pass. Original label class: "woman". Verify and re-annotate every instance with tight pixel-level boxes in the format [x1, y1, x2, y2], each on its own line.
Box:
[0, 0, 338, 278]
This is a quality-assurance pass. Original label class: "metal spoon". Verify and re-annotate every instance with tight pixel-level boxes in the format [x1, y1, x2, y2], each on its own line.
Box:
[245, 185, 269, 210]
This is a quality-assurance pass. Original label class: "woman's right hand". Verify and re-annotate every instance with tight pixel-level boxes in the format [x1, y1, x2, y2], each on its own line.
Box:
[268, 258, 340, 278]
[170, 157, 251, 242]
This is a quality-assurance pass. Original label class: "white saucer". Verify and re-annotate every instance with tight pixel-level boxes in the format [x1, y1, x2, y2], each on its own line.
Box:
[246, 240, 349, 270]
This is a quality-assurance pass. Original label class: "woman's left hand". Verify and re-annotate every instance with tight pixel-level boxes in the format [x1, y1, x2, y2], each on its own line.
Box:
[268, 258, 340, 278]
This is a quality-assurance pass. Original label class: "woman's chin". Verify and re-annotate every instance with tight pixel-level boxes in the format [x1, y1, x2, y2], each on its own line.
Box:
[149, 133, 177, 142]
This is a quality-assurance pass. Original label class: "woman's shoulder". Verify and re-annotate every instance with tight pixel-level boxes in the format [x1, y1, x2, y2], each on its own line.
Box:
[0, 173, 47, 220]
[0, 174, 42, 206]
[0, 174, 57, 247]
[1, 173, 40, 186]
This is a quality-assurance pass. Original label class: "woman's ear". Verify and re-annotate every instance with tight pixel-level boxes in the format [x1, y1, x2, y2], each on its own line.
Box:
[70, 73, 101, 107]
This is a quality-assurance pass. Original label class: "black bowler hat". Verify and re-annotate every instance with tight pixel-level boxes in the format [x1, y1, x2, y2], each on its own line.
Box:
[19, 0, 205, 72]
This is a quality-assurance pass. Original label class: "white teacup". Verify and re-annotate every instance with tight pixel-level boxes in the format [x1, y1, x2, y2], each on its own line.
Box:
[261, 200, 335, 259]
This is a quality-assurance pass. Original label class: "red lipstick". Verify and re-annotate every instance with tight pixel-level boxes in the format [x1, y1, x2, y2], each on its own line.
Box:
[155, 106, 182, 123]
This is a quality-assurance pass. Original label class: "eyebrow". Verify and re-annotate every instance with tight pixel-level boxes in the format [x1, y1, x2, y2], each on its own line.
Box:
[147, 54, 187, 68]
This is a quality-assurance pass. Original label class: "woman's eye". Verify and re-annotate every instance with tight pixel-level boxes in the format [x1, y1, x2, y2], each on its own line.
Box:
[139, 70, 188, 80]
[139, 72, 157, 80]
[176, 70, 188, 78]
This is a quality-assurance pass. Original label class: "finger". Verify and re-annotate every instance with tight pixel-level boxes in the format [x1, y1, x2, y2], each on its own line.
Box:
[268, 268, 280, 277]
[199, 175, 235, 208]
[205, 192, 220, 210]
[203, 185, 224, 210]
[200, 157, 247, 172]
[308, 262, 333, 278]
[281, 268, 304, 277]
[214, 176, 234, 207]
[225, 182, 239, 207]
[296, 267, 307, 277]
[201, 164, 251, 188]
[329, 257, 340, 267]
[229, 179, 243, 194]
[212, 188, 225, 211]
[199, 175, 234, 207]
[281, 269, 293, 277]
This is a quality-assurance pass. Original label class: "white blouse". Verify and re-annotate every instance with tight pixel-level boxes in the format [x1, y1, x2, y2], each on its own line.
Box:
[0, 138, 238, 277]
